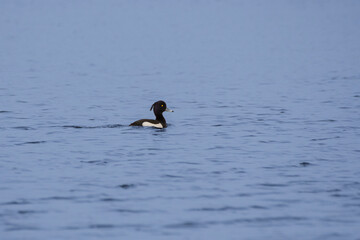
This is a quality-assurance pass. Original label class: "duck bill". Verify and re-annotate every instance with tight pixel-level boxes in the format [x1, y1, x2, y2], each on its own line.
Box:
[165, 108, 174, 112]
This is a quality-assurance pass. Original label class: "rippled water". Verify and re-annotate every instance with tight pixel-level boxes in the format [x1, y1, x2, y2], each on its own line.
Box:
[1, 1, 360, 239]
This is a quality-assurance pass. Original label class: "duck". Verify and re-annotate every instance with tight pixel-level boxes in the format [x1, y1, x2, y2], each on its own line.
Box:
[130, 100, 173, 128]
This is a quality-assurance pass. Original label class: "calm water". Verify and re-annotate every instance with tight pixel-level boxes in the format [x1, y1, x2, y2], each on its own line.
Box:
[1, 1, 360, 239]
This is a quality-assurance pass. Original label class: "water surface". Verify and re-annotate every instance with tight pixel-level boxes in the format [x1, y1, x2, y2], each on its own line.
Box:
[1, 1, 360, 239]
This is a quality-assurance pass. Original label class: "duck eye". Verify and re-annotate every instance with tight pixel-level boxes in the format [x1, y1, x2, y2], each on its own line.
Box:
[161, 105, 164, 107]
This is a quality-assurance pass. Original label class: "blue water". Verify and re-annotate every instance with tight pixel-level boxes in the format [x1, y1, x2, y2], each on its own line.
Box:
[1, 1, 360, 239]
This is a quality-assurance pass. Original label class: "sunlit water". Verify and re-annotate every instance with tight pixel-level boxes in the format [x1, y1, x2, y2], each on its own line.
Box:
[1, 1, 360, 239]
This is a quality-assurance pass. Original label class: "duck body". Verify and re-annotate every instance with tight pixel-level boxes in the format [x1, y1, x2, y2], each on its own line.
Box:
[130, 119, 165, 128]
[130, 100, 173, 129]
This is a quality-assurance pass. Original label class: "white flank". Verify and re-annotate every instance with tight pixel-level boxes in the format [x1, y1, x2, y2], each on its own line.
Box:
[142, 122, 163, 128]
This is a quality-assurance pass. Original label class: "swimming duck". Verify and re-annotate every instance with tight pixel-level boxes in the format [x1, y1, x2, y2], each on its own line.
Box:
[130, 100, 173, 128]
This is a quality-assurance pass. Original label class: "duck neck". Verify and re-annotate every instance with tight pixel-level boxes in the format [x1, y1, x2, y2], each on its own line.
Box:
[155, 113, 166, 124]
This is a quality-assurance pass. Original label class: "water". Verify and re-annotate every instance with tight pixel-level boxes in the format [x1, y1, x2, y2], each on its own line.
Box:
[1, 1, 360, 239]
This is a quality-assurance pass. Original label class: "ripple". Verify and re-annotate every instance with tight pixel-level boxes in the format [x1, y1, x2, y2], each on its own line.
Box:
[317, 119, 337, 122]
[117, 184, 136, 189]
[41, 196, 76, 201]
[189, 206, 246, 212]
[100, 198, 124, 202]
[331, 193, 351, 198]
[63, 125, 87, 129]
[12, 126, 35, 130]
[223, 216, 307, 224]
[15, 141, 46, 145]
[162, 174, 184, 178]
[311, 136, 340, 141]
[5, 224, 40, 231]
[165, 221, 207, 229]
[251, 205, 268, 209]
[114, 209, 147, 213]
[1, 199, 31, 205]
[343, 203, 360, 207]
[62, 223, 149, 231]
[299, 162, 311, 167]
[320, 218, 355, 223]
[17, 210, 42, 215]
[62, 124, 124, 129]
[174, 161, 200, 165]
[80, 160, 109, 165]
[89, 224, 116, 229]
[259, 183, 288, 187]
[165, 216, 306, 229]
